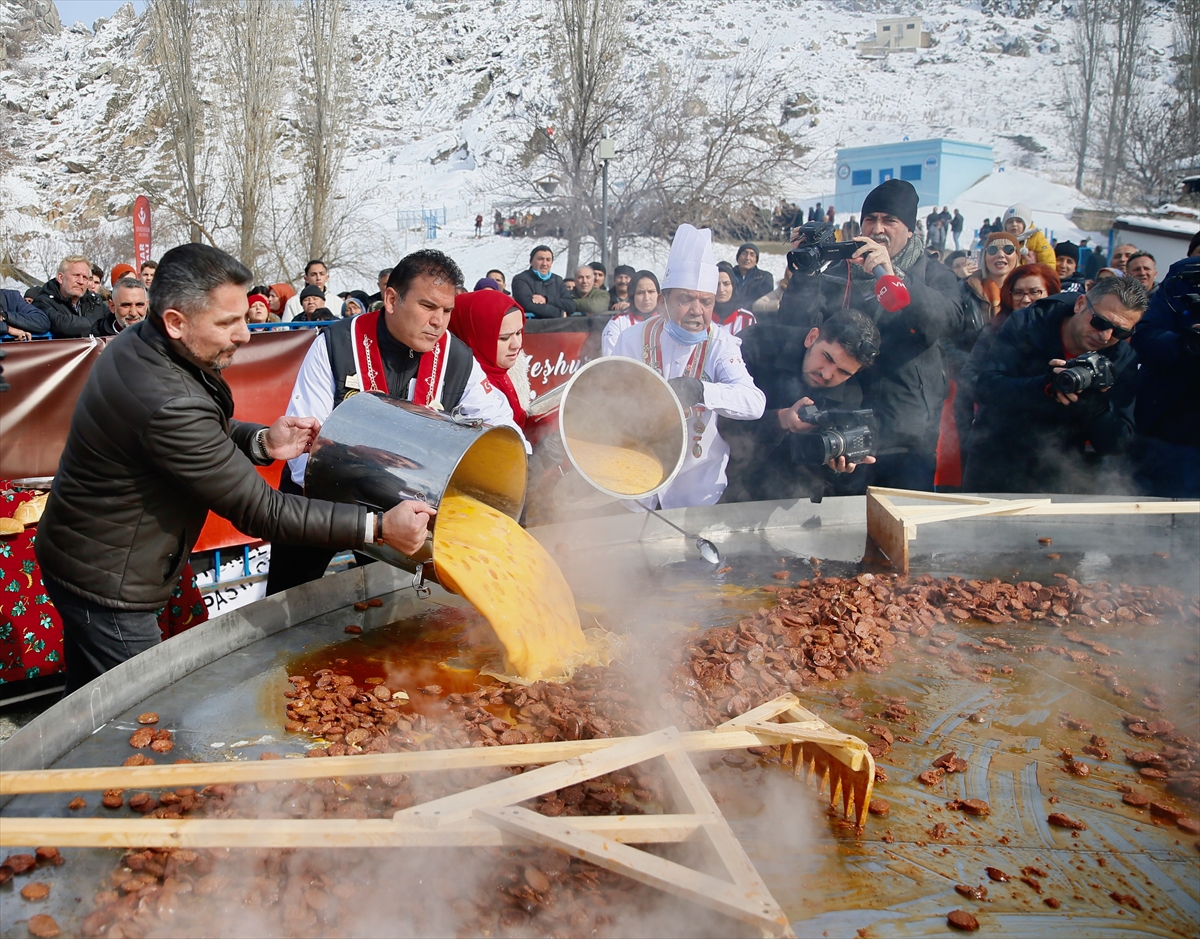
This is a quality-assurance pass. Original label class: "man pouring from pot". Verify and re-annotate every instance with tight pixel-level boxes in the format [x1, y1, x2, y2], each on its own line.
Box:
[608, 224, 766, 508]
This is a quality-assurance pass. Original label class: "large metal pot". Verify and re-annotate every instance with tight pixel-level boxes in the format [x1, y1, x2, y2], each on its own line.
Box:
[304, 392, 526, 574]
[527, 357, 687, 504]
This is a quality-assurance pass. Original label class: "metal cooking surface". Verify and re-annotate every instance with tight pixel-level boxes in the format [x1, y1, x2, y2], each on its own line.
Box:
[2, 503, 1197, 938]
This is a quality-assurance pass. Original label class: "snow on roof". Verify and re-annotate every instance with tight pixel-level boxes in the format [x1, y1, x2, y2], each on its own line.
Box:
[1114, 215, 1200, 237]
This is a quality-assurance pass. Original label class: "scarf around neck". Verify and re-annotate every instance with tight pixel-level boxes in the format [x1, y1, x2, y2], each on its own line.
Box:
[849, 230, 926, 290]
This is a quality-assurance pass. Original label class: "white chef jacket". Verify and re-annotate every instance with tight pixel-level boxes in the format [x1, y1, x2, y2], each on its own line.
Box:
[285, 332, 529, 487]
[609, 321, 765, 509]
[601, 313, 649, 357]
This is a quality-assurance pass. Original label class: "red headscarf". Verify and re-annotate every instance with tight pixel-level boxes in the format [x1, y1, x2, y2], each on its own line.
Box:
[449, 290, 526, 427]
[269, 282, 295, 314]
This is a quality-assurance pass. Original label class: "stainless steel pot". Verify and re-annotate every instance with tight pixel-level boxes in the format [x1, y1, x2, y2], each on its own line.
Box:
[304, 393, 527, 576]
[529, 357, 687, 503]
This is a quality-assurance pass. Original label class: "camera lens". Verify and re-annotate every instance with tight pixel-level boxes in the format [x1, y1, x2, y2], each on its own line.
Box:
[793, 430, 843, 464]
[1054, 367, 1090, 395]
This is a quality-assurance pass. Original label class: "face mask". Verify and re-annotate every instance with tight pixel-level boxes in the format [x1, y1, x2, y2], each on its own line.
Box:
[531, 268, 553, 282]
[663, 316, 708, 346]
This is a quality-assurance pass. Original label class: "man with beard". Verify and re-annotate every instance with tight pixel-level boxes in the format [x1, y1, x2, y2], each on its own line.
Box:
[91, 276, 149, 334]
[721, 310, 881, 503]
[36, 244, 434, 692]
[608, 224, 765, 508]
[266, 248, 525, 594]
[778, 179, 960, 490]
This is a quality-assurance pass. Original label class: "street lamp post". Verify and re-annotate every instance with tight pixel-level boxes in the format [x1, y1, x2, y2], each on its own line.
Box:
[599, 127, 616, 274]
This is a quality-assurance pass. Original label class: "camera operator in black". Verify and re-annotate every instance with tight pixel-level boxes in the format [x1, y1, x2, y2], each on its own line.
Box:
[1130, 255, 1200, 498]
[721, 310, 881, 503]
[777, 179, 960, 491]
[963, 277, 1148, 494]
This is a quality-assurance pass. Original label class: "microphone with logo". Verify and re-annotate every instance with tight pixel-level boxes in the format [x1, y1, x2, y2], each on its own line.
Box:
[872, 265, 910, 312]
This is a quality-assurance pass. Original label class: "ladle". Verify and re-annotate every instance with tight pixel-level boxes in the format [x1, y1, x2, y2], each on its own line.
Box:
[642, 506, 722, 564]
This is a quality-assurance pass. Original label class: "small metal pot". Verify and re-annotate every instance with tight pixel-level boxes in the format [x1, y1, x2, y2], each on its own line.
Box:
[304, 393, 527, 577]
[528, 357, 687, 503]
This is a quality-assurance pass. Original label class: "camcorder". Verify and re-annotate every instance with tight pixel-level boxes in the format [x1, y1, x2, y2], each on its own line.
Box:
[787, 222, 859, 276]
[1052, 351, 1114, 396]
[790, 405, 875, 465]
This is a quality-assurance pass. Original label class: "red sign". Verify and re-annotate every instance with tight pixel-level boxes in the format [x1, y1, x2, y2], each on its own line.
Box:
[133, 195, 152, 268]
[524, 332, 588, 395]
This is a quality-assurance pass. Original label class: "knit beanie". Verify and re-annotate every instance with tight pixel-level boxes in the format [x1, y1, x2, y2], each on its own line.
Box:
[110, 263, 136, 285]
[300, 285, 325, 300]
[1055, 240, 1080, 263]
[860, 179, 919, 232]
[737, 243, 759, 262]
[247, 293, 269, 311]
[1002, 203, 1033, 229]
[985, 231, 1022, 255]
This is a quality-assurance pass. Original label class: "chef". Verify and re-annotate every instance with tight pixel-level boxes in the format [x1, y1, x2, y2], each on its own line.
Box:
[608, 225, 766, 508]
[266, 248, 526, 594]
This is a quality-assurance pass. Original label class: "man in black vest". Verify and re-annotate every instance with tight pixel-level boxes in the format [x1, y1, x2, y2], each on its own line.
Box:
[36, 244, 433, 692]
[266, 249, 524, 594]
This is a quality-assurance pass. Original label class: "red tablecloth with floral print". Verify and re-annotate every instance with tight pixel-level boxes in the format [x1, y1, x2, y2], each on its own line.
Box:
[0, 482, 207, 688]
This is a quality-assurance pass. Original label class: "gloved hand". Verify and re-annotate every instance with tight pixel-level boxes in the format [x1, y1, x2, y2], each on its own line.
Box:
[667, 376, 705, 409]
[527, 430, 566, 484]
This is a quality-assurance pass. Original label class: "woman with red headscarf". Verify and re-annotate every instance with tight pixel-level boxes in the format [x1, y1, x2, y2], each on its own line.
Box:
[268, 283, 295, 321]
[449, 290, 530, 429]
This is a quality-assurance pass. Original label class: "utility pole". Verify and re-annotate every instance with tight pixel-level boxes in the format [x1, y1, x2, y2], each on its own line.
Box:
[599, 126, 615, 273]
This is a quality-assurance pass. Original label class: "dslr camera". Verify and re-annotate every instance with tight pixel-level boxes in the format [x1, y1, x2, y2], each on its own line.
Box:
[790, 405, 875, 464]
[1052, 351, 1114, 395]
[787, 222, 860, 276]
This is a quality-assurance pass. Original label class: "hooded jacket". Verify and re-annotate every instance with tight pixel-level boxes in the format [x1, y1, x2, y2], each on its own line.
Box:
[1001, 205, 1056, 266]
[31, 278, 106, 338]
[963, 297, 1137, 492]
[36, 317, 367, 610]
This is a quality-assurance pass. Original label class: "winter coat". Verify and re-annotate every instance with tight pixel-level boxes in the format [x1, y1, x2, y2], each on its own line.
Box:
[963, 297, 1137, 493]
[573, 287, 611, 315]
[0, 288, 52, 336]
[31, 278, 106, 338]
[951, 213, 964, 234]
[719, 323, 863, 503]
[777, 246, 960, 456]
[947, 274, 999, 377]
[731, 266, 775, 306]
[1130, 256, 1200, 447]
[36, 317, 368, 610]
[1018, 228, 1056, 266]
[511, 269, 577, 318]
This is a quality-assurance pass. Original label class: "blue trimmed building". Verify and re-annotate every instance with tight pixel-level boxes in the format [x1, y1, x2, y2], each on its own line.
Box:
[834, 139, 994, 215]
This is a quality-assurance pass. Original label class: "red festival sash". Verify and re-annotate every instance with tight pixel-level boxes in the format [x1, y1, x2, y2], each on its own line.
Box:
[349, 310, 450, 408]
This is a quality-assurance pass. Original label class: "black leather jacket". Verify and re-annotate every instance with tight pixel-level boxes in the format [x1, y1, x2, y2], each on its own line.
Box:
[36, 318, 367, 609]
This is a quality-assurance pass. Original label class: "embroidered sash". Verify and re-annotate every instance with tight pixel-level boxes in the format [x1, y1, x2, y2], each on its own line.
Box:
[349, 311, 450, 408]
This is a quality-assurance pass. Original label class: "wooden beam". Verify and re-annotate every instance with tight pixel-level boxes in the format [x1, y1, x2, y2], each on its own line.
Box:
[865, 490, 909, 572]
[0, 813, 707, 849]
[395, 728, 681, 829]
[867, 487, 994, 505]
[478, 805, 794, 938]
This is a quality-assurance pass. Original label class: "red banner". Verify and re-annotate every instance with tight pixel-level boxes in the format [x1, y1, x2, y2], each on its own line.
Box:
[133, 195, 152, 268]
[0, 323, 601, 550]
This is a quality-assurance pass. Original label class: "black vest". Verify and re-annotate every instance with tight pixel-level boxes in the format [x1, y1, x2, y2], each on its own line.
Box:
[323, 314, 474, 409]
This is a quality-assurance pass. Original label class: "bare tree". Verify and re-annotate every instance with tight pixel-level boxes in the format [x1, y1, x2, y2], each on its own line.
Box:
[294, 0, 348, 268]
[1173, 0, 1200, 172]
[148, 0, 210, 243]
[1065, 0, 1105, 191]
[1097, 0, 1148, 200]
[217, 0, 287, 268]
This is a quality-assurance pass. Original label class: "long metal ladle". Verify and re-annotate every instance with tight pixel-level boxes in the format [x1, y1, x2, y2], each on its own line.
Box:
[644, 507, 722, 565]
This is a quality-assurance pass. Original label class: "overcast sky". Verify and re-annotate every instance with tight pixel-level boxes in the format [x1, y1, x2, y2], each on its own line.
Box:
[54, 0, 146, 30]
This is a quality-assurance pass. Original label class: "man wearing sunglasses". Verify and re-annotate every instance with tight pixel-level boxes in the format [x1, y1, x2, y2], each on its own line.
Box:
[963, 277, 1148, 494]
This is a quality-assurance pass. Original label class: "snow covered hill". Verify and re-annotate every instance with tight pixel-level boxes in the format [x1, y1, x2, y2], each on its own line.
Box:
[0, 0, 1182, 286]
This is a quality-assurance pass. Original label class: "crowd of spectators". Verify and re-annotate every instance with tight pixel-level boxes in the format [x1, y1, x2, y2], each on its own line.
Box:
[2, 187, 1197, 500]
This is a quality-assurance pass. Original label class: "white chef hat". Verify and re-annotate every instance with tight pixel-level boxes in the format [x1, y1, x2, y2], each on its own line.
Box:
[661, 223, 719, 295]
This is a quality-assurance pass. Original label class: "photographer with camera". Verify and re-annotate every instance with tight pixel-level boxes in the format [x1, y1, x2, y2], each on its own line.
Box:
[777, 179, 960, 491]
[721, 310, 881, 503]
[1131, 254, 1200, 498]
[963, 277, 1148, 494]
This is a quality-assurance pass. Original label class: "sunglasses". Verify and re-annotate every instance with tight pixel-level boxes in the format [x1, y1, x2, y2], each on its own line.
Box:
[1085, 295, 1134, 340]
[986, 243, 1017, 256]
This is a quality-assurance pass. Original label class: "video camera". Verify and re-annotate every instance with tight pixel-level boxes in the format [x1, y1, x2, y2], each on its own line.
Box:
[790, 405, 875, 464]
[1052, 352, 1114, 396]
[786, 222, 859, 276]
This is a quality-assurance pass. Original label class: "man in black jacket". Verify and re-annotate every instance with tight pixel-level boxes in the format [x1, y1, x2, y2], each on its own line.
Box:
[511, 245, 576, 318]
[731, 243, 774, 306]
[963, 277, 1148, 494]
[721, 310, 881, 503]
[778, 178, 960, 491]
[90, 276, 148, 335]
[31, 255, 108, 337]
[36, 243, 435, 693]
